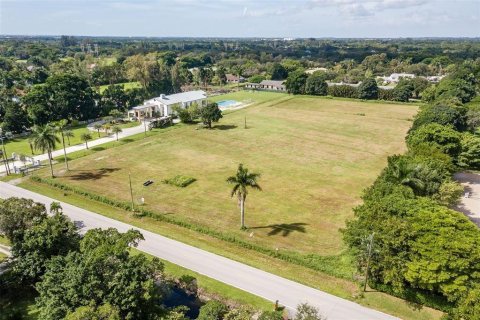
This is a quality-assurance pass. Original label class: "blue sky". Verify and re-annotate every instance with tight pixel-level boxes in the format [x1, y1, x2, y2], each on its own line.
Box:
[0, 0, 479, 38]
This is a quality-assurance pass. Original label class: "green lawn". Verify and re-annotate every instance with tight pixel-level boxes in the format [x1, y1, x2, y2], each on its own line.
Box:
[97, 81, 142, 93]
[40, 92, 417, 255]
[4, 122, 140, 158]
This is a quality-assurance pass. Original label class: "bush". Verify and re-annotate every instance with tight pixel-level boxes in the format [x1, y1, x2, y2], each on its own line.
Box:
[357, 78, 378, 100]
[327, 85, 358, 98]
[295, 303, 325, 320]
[406, 123, 462, 160]
[163, 175, 196, 188]
[197, 300, 228, 320]
[258, 311, 284, 320]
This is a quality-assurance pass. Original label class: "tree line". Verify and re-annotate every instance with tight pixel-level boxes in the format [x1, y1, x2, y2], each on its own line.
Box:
[342, 60, 480, 319]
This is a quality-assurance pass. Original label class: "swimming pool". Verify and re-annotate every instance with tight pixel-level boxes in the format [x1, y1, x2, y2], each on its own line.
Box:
[217, 100, 239, 108]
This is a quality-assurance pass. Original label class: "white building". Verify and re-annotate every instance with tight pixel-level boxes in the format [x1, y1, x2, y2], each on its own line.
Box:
[378, 73, 415, 83]
[128, 90, 207, 119]
[245, 80, 286, 91]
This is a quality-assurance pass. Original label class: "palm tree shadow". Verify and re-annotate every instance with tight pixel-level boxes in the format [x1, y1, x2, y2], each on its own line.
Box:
[250, 222, 308, 237]
[69, 167, 120, 181]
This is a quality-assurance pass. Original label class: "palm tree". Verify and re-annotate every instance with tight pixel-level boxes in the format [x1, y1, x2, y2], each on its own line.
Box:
[112, 126, 122, 141]
[80, 132, 92, 149]
[386, 159, 425, 194]
[64, 129, 74, 145]
[53, 119, 70, 171]
[31, 125, 59, 178]
[93, 123, 103, 137]
[103, 123, 111, 136]
[226, 164, 262, 229]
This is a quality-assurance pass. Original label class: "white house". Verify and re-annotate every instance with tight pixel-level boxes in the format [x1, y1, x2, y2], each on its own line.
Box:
[378, 73, 415, 83]
[245, 80, 286, 92]
[128, 90, 207, 119]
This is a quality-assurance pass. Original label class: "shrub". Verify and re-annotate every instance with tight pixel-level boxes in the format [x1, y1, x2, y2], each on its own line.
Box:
[197, 300, 228, 320]
[357, 78, 378, 100]
[163, 175, 196, 188]
[327, 85, 358, 98]
[258, 311, 283, 320]
[406, 123, 462, 160]
[295, 303, 325, 320]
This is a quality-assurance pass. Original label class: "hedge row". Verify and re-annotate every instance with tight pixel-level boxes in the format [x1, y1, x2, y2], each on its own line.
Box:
[30, 175, 352, 280]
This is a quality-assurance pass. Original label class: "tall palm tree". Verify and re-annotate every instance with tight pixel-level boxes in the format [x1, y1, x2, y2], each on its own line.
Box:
[80, 132, 92, 149]
[93, 123, 103, 138]
[31, 125, 59, 178]
[226, 164, 262, 229]
[112, 126, 122, 141]
[53, 119, 70, 171]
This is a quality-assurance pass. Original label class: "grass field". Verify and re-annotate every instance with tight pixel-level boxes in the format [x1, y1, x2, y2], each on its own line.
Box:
[97, 81, 142, 93]
[3, 122, 140, 158]
[35, 92, 417, 256]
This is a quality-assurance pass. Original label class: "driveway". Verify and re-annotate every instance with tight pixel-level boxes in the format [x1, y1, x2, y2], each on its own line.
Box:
[0, 181, 398, 320]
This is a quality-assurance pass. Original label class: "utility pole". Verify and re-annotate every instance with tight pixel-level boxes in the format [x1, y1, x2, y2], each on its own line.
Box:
[143, 113, 147, 137]
[0, 130, 10, 175]
[129, 172, 135, 212]
[363, 232, 375, 292]
[244, 116, 247, 129]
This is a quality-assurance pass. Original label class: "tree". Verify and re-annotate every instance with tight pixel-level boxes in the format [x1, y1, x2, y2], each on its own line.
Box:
[0, 197, 47, 243]
[65, 304, 121, 320]
[270, 63, 288, 80]
[285, 70, 307, 94]
[31, 124, 60, 178]
[24, 74, 97, 125]
[111, 126, 122, 141]
[93, 123, 103, 137]
[54, 119, 71, 171]
[357, 77, 378, 100]
[295, 303, 326, 320]
[407, 123, 462, 160]
[226, 164, 262, 229]
[35, 228, 164, 320]
[305, 73, 328, 96]
[109, 109, 123, 123]
[1, 102, 29, 133]
[103, 123, 111, 136]
[458, 133, 480, 169]
[11, 211, 80, 284]
[80, 132, 92, 149]
[410, 104, 467, 132]
[200, 103, 222, 129]
[64, 129, 74, 146]
[197, 300, 228, 320]
[450, 284, 480, 320]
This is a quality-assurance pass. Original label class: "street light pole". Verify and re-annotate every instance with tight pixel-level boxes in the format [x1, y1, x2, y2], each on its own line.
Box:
[129, 172, 135, 212]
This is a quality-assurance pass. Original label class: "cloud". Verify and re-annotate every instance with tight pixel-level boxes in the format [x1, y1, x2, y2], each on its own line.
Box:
[307, 0, 429, 17]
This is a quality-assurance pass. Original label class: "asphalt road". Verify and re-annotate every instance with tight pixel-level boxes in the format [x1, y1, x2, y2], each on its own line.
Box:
[0, 181, 399, 320]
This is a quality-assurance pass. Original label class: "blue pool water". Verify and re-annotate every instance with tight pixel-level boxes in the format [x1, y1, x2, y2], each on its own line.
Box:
[217, 100, 238, 108]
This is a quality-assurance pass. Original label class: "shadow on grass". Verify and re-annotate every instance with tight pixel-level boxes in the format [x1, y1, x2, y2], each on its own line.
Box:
[69, 167, 120, 181]
[250, 222, 308, 237]
[122, 138, 135, 143]
[213, 124, 237, 130]
[91, 146, 105, 152]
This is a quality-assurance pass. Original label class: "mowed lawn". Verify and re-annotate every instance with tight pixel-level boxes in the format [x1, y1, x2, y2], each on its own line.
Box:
[42, 93, 418, 255]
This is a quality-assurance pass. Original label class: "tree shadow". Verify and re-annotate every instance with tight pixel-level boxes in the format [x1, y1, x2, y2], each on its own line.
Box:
[213, 124, 237, 130]
[250, 222, 308, 237]
[69, 167, 120, 181]
[123, 138, 134, 143]
[92, 146, 105, 152]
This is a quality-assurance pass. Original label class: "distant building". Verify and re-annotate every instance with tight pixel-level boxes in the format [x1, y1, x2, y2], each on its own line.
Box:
[425, 75, 446, 83]
[377, 73, 415, 83]
[306, 67, 328, 74]
[245, 80, 286, 92]
[128, 90, 207, 119]
[326, 81, 361, 88]
[226, 74, 245, 83]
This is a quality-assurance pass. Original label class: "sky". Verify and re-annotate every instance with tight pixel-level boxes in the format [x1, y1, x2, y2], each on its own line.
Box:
[0, 0, 479, 38]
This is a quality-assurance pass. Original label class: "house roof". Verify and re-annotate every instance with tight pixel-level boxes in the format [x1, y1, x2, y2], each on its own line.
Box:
[153, 90, 207, 106]
[260, 80, 285, 87]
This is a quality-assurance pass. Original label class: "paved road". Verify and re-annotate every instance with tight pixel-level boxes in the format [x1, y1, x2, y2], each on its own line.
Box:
[0, 182, 398, 320]
[1, 122, 148, 174]
[454, 172, 480, 227]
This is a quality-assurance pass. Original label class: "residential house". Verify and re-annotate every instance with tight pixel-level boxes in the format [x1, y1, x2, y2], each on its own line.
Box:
[128, 90, 207, 119]
[245, 80, 286, 92]
[226, 74, 245, 83]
